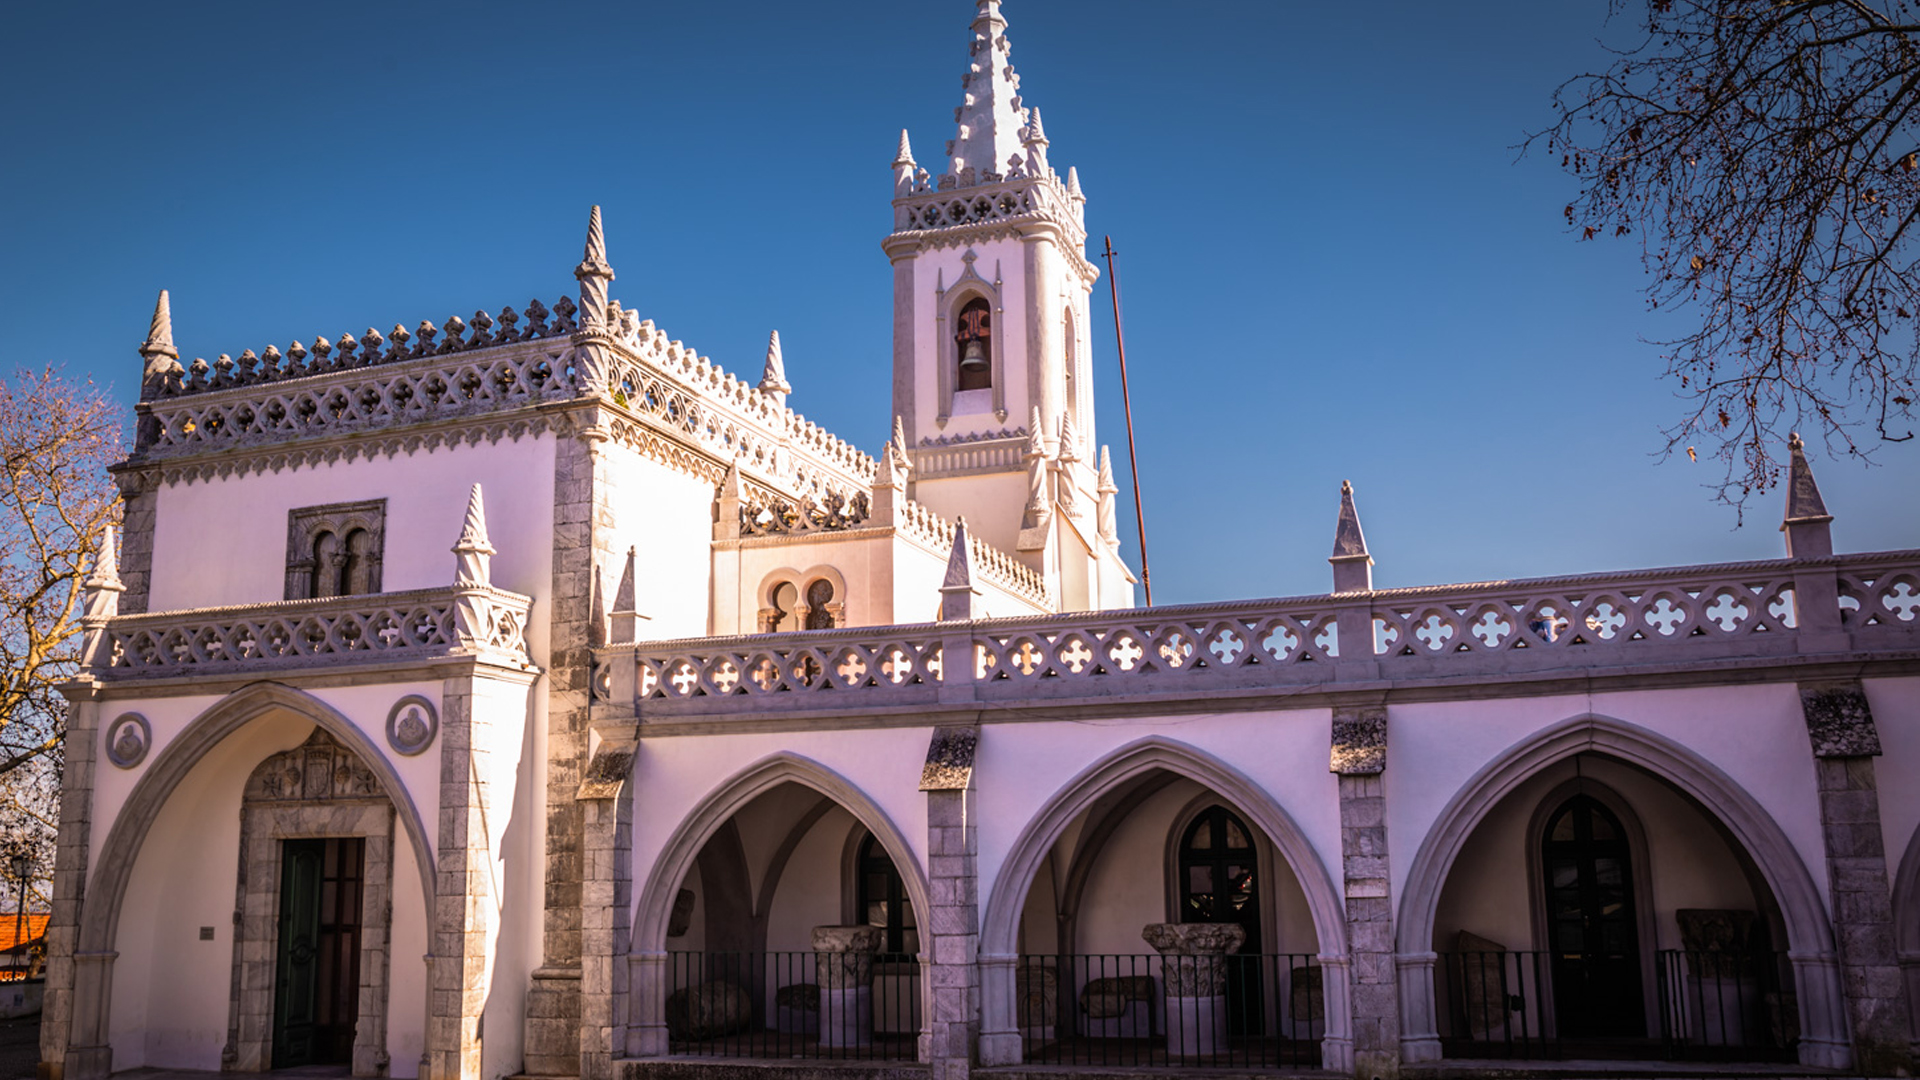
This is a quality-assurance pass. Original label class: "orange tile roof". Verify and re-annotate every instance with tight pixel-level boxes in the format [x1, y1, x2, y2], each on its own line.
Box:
[0, 914, 48, 953]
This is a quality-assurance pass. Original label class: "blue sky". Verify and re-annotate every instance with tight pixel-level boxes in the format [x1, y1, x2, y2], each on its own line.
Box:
[3, 1, 1915, 604]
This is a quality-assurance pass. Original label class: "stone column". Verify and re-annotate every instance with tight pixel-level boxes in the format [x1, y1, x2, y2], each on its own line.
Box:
[1143, 923, 1244, 1059]
[576, 743, 634, 1080]
[429, 676, 494, 1080]
[813, 926, 885, 1048]
[40, 689, 101, 1080]
[113, 471, 158, 615]
[1333, 706, 1397, 1078]
[922, 726, 980, 1078]
[527, 414, 620, 1075]
[1800, 681, 1914, 1075]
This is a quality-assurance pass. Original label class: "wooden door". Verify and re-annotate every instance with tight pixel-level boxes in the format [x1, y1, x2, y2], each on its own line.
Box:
[1179, 806, 1264, 1035]
[1542, 797, 1645, 1038]
[273, 837, 365, 1067]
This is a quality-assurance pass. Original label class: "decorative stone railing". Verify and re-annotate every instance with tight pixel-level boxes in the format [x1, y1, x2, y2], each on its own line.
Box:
[141, 338, 576, 455]
[598, 319, 876, 496]
[150, 296, 581, 398]
[910, 433, 1027, 479]
[603, 552, 1920, 716]
[892, 172, 1081, 245]
[97, 586, 534, 676]
[894, 498, 1051, 609]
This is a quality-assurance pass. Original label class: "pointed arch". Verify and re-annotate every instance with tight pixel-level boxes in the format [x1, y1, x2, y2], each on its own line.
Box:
[975, 735, 1351, 1070]
[65, 681, 435, 1077]
[1394, 713, 1850, 1070]
[632, 751, 930, 954]
[1891, 820, 1920, 1049]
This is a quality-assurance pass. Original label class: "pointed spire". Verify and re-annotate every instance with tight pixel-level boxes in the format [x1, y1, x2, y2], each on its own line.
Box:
[940, 517, 982, 621]
[948, 0, 1029, 185]
[894, 414, 910, 457]
[609, 546, 643, 642]
[1026, 405, 1048, 459]
[1782, 432, 1831, 523]
[80, 523, 124, 666]
[894, 129, 916, 169]
[1057, 411, 1080, 463]
[1026, 107, 1048, 145]
[453, 483, 496, 588]
[1781, 432, 1836, 558]
[1019, 407, 1052, 549]
[1066, 166, 1084, 200]
[138, 289, 183, 401]
[1096, 446, 1120, 548]
[1329, 480, 1373, 592]
[574, 204, 616, 329]
[141, 290, 177, 360]
[715, 459, 746, 540]
[86, 524, 124, 591]
[759, 330, 792, 398]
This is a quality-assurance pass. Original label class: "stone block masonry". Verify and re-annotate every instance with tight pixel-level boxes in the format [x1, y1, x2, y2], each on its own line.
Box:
[1333, 706, 1397, 1080]
[1801, 681, 1913, 1077]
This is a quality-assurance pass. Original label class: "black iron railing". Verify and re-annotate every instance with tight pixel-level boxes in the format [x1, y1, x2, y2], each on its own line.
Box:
[665, 951, 921, 1060]
[1437, 949, 1796, 1061]
[1016, 953, 1322, 1069]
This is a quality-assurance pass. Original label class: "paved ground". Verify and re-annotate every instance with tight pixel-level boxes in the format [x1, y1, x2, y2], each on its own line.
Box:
[0, 1012, 38, 1080]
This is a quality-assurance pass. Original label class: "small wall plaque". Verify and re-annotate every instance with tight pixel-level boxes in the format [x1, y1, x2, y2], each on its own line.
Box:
[386, 695, 439, 757]
[105, 713, 152, 769]
[199, 927, 215, 941]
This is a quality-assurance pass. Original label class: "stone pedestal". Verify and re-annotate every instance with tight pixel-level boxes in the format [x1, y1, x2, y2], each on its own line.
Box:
[1143, 923, 1244, 1059]
[813, 926, 884, 1048]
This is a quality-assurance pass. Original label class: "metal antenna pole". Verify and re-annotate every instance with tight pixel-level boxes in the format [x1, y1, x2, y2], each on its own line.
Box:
[1100, 236, 1153, 607]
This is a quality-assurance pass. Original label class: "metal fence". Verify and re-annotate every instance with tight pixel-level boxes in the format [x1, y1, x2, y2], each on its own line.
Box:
[1437, 949, 1796, 1061]
[665, 951, 921, 1060]
[1016, 953, 1323, 1069]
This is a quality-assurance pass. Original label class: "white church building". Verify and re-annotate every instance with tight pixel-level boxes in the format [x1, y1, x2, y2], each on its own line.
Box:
[39, 3, 1920, 1079]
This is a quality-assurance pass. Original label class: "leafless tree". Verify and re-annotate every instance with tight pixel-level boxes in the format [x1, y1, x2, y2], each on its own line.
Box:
[1535, 0, 1920, 513]
[0, 366, 120, 778]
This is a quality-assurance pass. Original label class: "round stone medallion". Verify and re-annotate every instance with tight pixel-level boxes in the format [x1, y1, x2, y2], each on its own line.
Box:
[385, 695, 438, 756]
[105, 713, 152, 769]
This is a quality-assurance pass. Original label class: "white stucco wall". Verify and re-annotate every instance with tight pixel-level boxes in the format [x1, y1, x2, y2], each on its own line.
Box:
[969, 712, 1343, 942]
[1434, 755, 1767, 953]
[603, 452, 716, 642]
[627, 728, 936, 940]
[1866, 675, 1920, 887]
[1385, 684, 1830, 921]
[110, 712, 313, 1068]
[766, 806, 859, 953]
[146, 434, 558, 614]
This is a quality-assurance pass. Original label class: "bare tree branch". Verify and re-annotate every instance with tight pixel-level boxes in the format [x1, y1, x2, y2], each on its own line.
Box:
[1533, 0, 1920, 514]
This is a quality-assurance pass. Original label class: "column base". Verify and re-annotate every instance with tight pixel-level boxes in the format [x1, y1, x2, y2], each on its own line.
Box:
[1164, 994, 1228, 1058]
[819, 986, 874, 1047]
[524, 966, 584, 1077]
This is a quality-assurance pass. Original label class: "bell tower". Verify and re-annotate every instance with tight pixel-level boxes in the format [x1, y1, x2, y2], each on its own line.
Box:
[883, 0, 1121, 599]
[882, 0, 1130, 611]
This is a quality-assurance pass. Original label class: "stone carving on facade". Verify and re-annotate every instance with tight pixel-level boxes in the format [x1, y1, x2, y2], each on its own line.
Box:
[919, 725, 979, 790]
[1142, 922, 1246, 995]
[1800, 682, 1882, 758]
[104, 712, 151, 769]
[385, 695, 439, 757]
[243, 728, 380, 803]
[664, 982, 750, 1041]
[1330, 708, 1387, 775]
[738, 488, 870, 537]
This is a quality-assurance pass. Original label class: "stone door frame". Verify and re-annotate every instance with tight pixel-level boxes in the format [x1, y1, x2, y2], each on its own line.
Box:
[228, 798, 396, 1075]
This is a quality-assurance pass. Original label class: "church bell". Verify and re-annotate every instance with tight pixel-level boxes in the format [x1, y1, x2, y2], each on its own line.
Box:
[959, 337, 989, 374]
